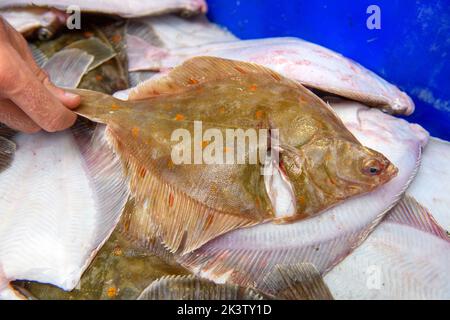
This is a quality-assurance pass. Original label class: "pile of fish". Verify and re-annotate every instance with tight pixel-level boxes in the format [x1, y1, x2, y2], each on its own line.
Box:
[0, 2, 448, 300]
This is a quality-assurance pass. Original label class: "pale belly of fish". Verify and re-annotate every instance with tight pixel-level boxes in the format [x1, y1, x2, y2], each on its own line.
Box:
[0, 0, 207, 18]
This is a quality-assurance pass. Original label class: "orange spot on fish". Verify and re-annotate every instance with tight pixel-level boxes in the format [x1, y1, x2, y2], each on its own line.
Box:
[234, 66, 247, 74]
[188, 77, 199, 85]
[111, 104, 121, 111]
[255, 110, 264, 119]
[139, 167, 147, 179]
[131, 127, 140, 138]
[83, 31, 94, 38]
[113, 245, 122, 256]
[112, 34, 122, 44]
[298, 195, 306, 206]
[249, 84, 257, 91]
[168, 193, 174, 207]
[107, 286, 118, 298]
[167, 159, 174, 169]
[95, 74, 103, 81]
[175, 114, 185, 121]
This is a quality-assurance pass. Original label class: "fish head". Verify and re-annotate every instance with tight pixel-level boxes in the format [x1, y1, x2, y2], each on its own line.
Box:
[278, 138, 397, 220]
[332, 140, 398, 190]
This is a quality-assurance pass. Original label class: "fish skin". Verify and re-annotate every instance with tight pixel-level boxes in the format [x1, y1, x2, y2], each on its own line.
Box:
[126, 14, 237, 53]
[178, 99, 426, 292]
[138, 275, 264, 300]
[15, 231, 189, 300]
[73, 57, 396, 255]
[128, 37, 414, 115]
[0, 7, 67, 39]
[126, 14, 236, 86]
[324, 196, 450, 300]
[406, 137, 450, 232]
[33, 20, 129, 93]
[0, 0, 207, 18]
[0, 126, 129, 292]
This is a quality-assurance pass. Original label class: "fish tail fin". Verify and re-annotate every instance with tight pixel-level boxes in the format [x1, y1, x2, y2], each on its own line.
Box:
[70, 89, 135, 124]
[263, 263, 334, 300]
[43, 48, 94, 88]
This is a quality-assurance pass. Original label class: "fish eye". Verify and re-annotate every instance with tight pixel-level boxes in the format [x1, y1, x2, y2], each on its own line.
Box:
[362, 159, 384, 176]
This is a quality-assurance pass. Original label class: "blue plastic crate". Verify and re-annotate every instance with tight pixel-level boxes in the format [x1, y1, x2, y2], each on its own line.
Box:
[206, 0, 450, 140]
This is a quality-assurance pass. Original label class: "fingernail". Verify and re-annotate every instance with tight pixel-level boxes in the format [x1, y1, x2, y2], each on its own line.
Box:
[64, 91, 79, 99]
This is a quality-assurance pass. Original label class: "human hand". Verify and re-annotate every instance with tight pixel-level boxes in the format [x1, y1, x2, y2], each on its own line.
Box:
[0, 17, 79, 133]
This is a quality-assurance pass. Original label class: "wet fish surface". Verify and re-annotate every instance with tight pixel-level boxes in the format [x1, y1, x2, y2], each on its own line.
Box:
[178, 99, 426, 292]
[127, 37, 414, 115]
[15, 231, 189, 300]
[406, 138, 450, 231]
[0, 7, 67, 40]
[73, 57, 397, 256]
[0, 0, 207, 18]
[325, 196, 450, 299]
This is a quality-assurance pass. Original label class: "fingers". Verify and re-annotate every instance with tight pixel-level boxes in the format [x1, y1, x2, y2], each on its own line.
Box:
[0, 99, 40, 133]
[43, 78, 81, 109]
[0, 50, 77, 132]
[2, 19, 81, 111]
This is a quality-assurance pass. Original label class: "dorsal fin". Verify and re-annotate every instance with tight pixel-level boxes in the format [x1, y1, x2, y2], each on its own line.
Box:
[387, 196, 449, 240]
[129, 56, 299, 100]
[137, 275, 264, 300]
[263, 263, 334, 300]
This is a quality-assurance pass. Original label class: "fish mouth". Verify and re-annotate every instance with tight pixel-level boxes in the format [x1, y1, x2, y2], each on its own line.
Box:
[383, 162, 398, 181]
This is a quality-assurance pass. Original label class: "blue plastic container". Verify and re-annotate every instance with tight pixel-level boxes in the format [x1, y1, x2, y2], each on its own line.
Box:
[206, 0, 450, 140]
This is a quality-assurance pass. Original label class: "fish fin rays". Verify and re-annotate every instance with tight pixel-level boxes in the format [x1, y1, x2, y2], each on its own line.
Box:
[107, 125, 258, 255]
[0, 136, 16, 173]
[263, 263, 334, 300]
[387, 196, 449, 240]
[138, 275, 264, 300]
[43, 48, 94, 88]
[66, 37, 116, 71]
[129, 56, 300, 100]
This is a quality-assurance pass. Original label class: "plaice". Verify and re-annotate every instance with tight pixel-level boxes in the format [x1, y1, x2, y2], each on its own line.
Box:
[177, 99, 426, 293]
[325, 196, 450, 300]
[127, 37, 414, 115]
[15, 230, 189, 300]
[73, 57, 397, 255]
[0, 7, 67, 40]
[125, 14, 237, 87]
[0, 0, 207, 18]
[0, 125, 129, 295]
[406, 137, 450, 232]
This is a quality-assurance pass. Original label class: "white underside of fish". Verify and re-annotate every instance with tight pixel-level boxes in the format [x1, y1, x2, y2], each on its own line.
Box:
[325, 196, 450, 299]
[127, 37, 414, 115]
[0, 8, 64, 34]
[178, 100, 427, 293]
[406, 138, 450, 231]
[125, 15, 236, 87]
[0, 126, 129, 297]
[0, 0, 207, 18]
